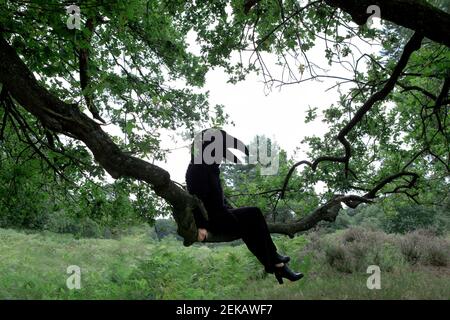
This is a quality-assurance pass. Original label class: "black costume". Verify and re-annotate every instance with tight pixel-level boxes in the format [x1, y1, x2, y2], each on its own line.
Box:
[185, 129, 279, 273]
[186, 162, 279, 271]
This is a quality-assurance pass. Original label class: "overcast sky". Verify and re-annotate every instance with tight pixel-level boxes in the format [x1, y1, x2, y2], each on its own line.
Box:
[153, 33, 381, 184]
[99, 18, 382, 185]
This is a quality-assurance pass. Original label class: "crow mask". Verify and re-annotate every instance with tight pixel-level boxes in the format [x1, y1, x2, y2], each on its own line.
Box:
[191, 128, 249, 165]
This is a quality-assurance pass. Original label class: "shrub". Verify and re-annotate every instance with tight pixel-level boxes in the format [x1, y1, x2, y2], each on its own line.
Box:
[382, 205, 440, 234]
[154, 219, 181, 240]
[399, 233, 421, 264]
[80, 218, 101, 238]
[325, 244, 353, 273]
[422, 241, 449, 267]
[45, 210, 80, 234]
[398, 229, 449, 267]
[320, 228, 405, 273]
[342, 227, 367, 243]
[44, 211, 105, 238]
[306, 227, 449, 276]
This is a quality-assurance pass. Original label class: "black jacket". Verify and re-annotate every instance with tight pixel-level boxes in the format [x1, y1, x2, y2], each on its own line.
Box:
[185, 163, 235, 231]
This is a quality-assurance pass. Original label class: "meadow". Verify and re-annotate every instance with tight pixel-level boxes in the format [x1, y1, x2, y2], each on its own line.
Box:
[1, 225, 448, 300]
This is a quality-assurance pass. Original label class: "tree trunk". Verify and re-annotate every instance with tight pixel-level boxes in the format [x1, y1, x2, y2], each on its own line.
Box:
[324, 0, 450, 47]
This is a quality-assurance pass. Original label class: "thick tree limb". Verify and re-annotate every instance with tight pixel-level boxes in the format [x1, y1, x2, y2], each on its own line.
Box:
[280, 32, 424, 199]
[243, 0, 450, 47]
[205, 169, 419, 242]
[335, 32, 423, 169]
[259, 32, 426, 240]
[0, 35, 201, 246]
[205, 195, 372, 242]
[0, 31, 425, 245]
[324, 0, 450, 48]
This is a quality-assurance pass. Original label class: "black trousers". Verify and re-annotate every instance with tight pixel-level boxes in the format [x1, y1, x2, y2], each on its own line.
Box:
[209, 207, 279, 273]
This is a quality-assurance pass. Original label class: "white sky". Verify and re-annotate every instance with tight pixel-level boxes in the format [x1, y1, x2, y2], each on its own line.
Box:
[156, 67, 330, 184]
[154, 38, 381, 184]
[100, 18, 382, 186]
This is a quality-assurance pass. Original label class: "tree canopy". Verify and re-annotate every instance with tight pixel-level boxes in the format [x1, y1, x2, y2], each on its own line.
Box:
[0, 0, 448, 245]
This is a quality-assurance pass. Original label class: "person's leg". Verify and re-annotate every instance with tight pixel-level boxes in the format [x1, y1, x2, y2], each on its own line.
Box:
[210, 208, 303, 284]
[228, 207, 279, 272]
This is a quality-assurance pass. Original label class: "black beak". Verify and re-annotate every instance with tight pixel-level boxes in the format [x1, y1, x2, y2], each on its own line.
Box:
[191, 128, 249, 165]
[222, 131, 249, 164]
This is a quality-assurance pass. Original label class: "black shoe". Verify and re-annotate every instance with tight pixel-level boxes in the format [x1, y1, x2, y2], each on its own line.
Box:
[274, 264, 303, 284]
[275, 252, 290, 264]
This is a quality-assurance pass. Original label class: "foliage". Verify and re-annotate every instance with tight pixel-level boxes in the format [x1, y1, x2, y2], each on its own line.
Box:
[0, 226, 449, 299]
[221, 135, 319, 221]
[153, 218, 182, 241]
[0, 2, 449, 303]
[382, 205, 442, 234]
[306, 227, 450, 273]
[0, 0, 448, 233]
[0, 127, 161, 235]
[322, 228, 405, 273]
[321, 194, 450, 235]
[399, 229, 450, 266]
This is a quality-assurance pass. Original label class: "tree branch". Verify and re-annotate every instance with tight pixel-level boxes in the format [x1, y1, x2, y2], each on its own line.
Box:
[205, 195, 372, 241]
[324, 0, 450, 48]
[433, 75, 450, 135]
[244, 0, 450, 47]
[280, 32, 423, 198]
[78, 16, 105, 123]
[0, 35, 200, 246]
[206, 168, 420, 242]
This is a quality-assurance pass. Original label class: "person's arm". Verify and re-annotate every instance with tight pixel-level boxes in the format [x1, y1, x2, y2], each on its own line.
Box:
[192, 206, 209, 229]
[206, 166, 229, 216]
[186, 166, 210, 230]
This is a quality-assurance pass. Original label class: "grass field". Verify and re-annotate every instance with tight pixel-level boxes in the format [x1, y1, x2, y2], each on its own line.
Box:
[0, 226, 449, 299]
